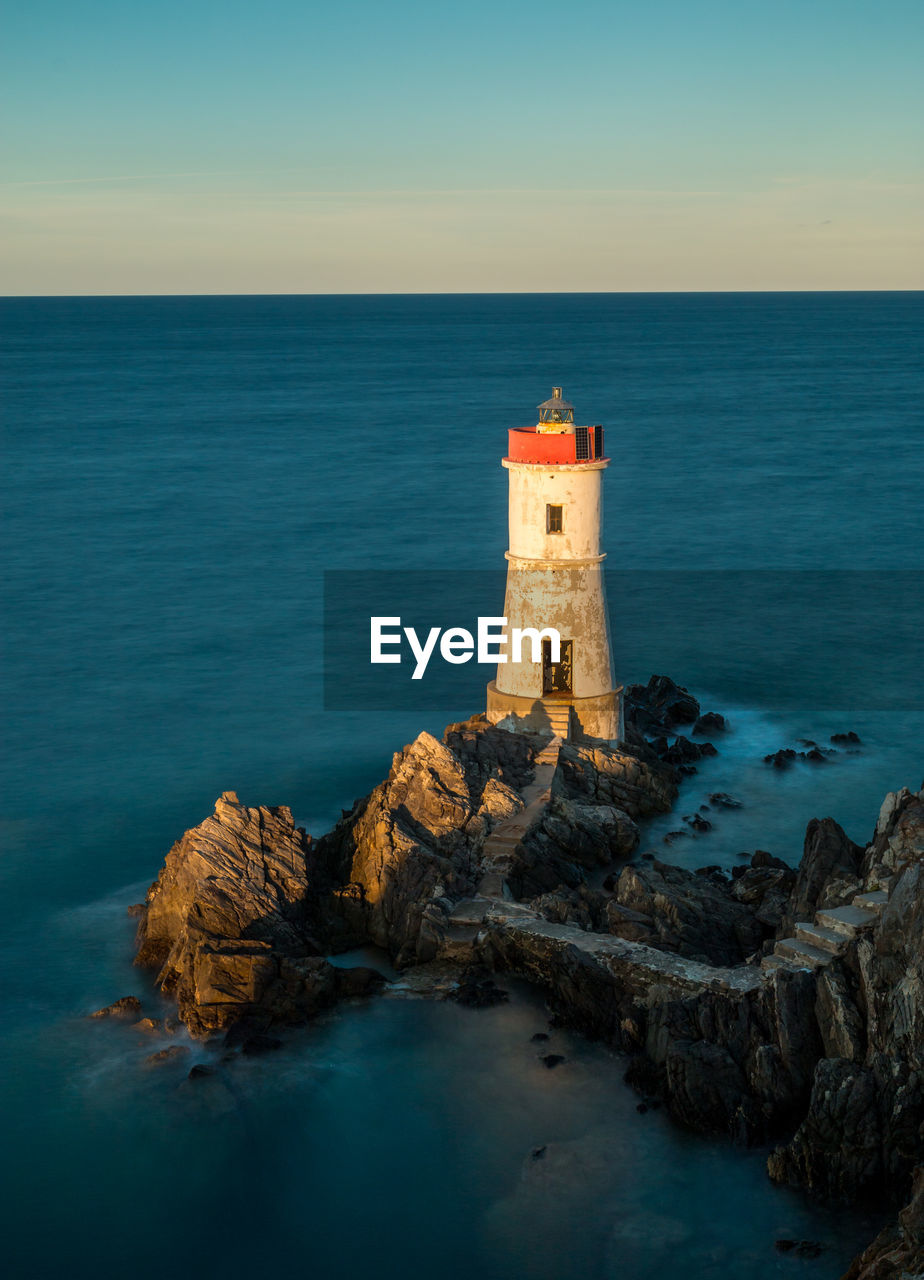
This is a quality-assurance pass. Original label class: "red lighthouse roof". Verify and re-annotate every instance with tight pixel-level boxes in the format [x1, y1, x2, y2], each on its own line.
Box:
[505, 387, 607, 465]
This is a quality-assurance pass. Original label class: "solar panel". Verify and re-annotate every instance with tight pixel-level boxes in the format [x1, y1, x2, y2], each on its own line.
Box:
[593, 425, 604, 458]
[575, 426, 591, 460]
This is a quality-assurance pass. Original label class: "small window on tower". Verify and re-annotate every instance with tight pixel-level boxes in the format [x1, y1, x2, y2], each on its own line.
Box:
[546, 504, 563, 534]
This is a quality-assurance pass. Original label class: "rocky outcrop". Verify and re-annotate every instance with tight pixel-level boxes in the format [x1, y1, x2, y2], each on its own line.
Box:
[526, 856, 781, 965]
[482, 780, 924, 1221]
[606, 861, 766, 966]
[120, 672, 924, 1280]
[134, 791, 343, 1037]
[780, 817, 864, 936]
[482, 907, 818, 1143]
[769, 787, 924, 1211]
[316, 719, 674, 964]
[843, 1167, 924, 1279]
[767, 1055, 924, 1204]
[315, 720, 541, 964]
[90, 995, 142, 1020]
[551, 740, 677, 816]
[508, 796, 640, 896]
[625, 674, 700, 733]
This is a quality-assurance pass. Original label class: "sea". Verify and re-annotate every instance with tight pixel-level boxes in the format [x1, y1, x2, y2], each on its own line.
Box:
[1, 293, 921, 1279]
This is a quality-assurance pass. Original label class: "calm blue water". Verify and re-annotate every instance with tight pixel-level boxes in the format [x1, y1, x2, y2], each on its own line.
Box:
[1, 294, 921, 1278]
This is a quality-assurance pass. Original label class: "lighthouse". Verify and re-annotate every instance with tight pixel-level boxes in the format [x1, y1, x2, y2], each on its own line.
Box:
[486, 387, 623, 743]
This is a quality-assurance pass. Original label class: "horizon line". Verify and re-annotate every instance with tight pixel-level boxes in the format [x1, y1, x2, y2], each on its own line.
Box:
[2, 287, 922, 300]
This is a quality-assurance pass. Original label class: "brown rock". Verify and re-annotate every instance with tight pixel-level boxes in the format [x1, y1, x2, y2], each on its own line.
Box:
[90, 996, 142, 1020]
[143, 1045, 190, 1068]
[134, 791, 332, 1036]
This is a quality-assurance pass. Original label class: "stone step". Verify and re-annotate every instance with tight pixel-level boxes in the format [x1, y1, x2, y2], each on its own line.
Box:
[535, 737, 562, 765]
[774, 937, 834, 969]
[448, 898, 492, 925]
[794, 921, 847, 955]
[541, 703, 571, 740]
[476, 871, 510, 899]
[761, 953, 800, 973]
[484, 833, 522, 850]
[815, 904, 877, 937]
[853, 890, 888, 914]
[437, 922, 481, 961]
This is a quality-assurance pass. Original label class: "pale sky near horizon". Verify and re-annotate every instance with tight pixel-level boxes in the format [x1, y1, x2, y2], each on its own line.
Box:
[1, 0, 922, 294]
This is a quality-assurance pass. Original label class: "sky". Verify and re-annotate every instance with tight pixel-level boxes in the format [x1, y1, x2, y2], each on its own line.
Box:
[1, 0, 922, 294]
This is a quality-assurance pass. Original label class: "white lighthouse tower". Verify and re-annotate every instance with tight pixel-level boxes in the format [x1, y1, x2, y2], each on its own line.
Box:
[486, 387, 622, 743]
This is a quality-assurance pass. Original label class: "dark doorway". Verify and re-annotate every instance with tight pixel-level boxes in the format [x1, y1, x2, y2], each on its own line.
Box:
[542, 638, 573, 695]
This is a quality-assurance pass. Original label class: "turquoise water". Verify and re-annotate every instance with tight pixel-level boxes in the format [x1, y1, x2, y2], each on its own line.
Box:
[1, 293, 921, 1277]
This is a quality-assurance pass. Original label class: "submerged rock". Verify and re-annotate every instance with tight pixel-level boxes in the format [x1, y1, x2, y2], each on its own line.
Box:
[144, 1045, 190, 1068]
[444, 970, 509, 1008]
[90, 995, 142, 1020]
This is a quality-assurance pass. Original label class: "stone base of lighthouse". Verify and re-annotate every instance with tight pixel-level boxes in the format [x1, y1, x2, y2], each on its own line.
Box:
[486, 681, 623, 744]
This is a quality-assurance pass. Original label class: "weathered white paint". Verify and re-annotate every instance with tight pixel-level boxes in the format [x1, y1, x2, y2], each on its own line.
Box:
[487, 402, 621, 742]
[504, 459, 606, 562]
[498, 561, 614, 699]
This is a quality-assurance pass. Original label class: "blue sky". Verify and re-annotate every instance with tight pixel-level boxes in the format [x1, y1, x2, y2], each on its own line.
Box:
[1, 0, 921, 292]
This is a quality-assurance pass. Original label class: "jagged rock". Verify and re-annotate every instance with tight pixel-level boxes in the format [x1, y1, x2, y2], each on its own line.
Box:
[693, 712, 727, 735]
[844, 1167, 924, 1279]
[607, 860, 766, 965]
[815, 965, 865, 1061]
[639, 675, 701, 727]
[624, 965, 824, 1143]
[134, 792, 336, 1036]
[767, 1057, 924, 1203]
[769, 786, 924, 1213]
[656, 735, 717, 766]
[780, 817, 864, 936]
[512, 797, 640, 895]
[316, 719, 677, 961]
[731, 857, 796, 932]
[315, 722, 542, 963]
[90, 995, 142, 1020]
[553, 741, 677, 817]
[832, 731, 862, 745]
[866, 790, 924, 876]
[532, 885, 607, 932]
[765, 745, 837, 768]
[133, 1017, 167, 1036]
